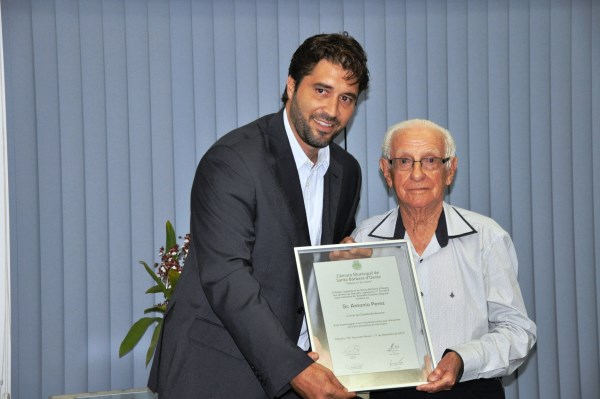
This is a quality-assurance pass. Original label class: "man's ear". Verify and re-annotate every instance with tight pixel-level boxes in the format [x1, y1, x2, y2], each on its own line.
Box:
[446, 156, 458, 186]
[286, 76, 296, 100]
[380, 158, 393, 188]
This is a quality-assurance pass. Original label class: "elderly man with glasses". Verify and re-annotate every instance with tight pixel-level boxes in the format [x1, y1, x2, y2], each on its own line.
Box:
[350, 119, 537, 399]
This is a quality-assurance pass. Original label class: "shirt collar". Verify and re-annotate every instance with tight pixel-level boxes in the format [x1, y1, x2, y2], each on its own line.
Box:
[393, 207, 450, 247]
[283, 108, 330, 170]
[369, 202, 477, 247]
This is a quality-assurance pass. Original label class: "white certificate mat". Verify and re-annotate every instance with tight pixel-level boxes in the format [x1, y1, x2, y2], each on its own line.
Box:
[295, 240, 436, 393]
[314, 256, 420, 375]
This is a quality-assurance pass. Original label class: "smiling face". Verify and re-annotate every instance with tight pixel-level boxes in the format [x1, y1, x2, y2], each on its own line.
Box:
[381, 126, 457, 213]
[285, 59, 359, 160]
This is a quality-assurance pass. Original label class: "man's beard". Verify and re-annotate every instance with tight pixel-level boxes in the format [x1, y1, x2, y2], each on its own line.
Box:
[289, 95, 343, 149]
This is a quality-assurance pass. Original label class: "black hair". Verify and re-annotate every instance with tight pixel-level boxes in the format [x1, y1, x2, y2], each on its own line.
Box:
[281, 32, 370, 104]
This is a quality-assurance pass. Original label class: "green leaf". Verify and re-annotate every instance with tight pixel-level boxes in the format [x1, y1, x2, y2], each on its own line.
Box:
[146, 318, 163, 366]
[144, 305, 165, 314]
[119, 317, 162, 358]
[145, 285, 163, 294]
[167, 268, 181, 292]
[165, 220, 176, 253]
[140, 261, 167, 294]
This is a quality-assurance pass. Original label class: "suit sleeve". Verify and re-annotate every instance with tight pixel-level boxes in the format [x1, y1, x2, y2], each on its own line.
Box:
[190, 144, 311, 397]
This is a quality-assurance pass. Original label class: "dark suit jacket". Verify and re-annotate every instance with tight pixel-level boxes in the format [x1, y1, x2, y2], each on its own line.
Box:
[148, 109, 362, 398]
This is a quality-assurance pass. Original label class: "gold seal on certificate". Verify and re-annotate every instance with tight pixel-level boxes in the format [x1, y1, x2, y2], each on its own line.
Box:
[294, 240, 435, 393]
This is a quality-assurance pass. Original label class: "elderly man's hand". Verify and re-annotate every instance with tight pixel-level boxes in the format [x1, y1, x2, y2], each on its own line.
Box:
[415, 351, 463, 393]
[329, 236, 373, 260]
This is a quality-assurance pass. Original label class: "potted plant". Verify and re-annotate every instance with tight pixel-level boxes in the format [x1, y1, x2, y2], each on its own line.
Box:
[119, 220, 190, 366]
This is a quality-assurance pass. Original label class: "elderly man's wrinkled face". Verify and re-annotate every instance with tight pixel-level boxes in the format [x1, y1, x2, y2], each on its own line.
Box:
[380, 127, 457, 212]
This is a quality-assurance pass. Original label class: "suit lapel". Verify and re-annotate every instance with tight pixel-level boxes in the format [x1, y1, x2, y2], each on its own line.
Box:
[265, 111, 311, 245]
[321, 157, 342, 245]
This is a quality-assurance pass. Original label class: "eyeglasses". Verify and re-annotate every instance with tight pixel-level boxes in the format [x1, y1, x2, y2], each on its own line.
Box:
[388, 157, 451, 171]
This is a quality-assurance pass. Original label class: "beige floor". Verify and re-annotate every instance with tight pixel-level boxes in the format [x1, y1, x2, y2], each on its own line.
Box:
[49, 388, 155, 399]
[50, 387, 370, 399]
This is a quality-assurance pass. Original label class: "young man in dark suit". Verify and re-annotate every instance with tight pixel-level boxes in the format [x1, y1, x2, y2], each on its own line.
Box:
[148, 32, 370, 399]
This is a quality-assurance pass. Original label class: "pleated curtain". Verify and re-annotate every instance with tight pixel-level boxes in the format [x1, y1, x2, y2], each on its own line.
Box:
[2, 0, 598, 398]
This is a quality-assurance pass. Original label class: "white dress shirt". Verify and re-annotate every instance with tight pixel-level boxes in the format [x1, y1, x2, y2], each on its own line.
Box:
[351, 202, 537, 381]
[283, 109, 330, 350]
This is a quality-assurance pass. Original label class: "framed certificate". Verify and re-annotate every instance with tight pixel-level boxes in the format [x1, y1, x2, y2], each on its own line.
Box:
[294, 240, 436, 393]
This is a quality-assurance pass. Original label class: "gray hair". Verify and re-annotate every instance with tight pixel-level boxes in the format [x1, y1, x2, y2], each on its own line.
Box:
[381, 119, 456, 169]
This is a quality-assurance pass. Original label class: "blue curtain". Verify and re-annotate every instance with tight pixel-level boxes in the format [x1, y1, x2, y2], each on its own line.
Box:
[3, 0, 599, 398]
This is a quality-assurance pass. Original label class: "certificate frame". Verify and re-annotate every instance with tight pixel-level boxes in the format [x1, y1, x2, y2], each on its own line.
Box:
[294, 240, 436, 393]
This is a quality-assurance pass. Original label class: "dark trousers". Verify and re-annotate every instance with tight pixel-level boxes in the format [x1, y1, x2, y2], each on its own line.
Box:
[369, 378, 504, 399]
